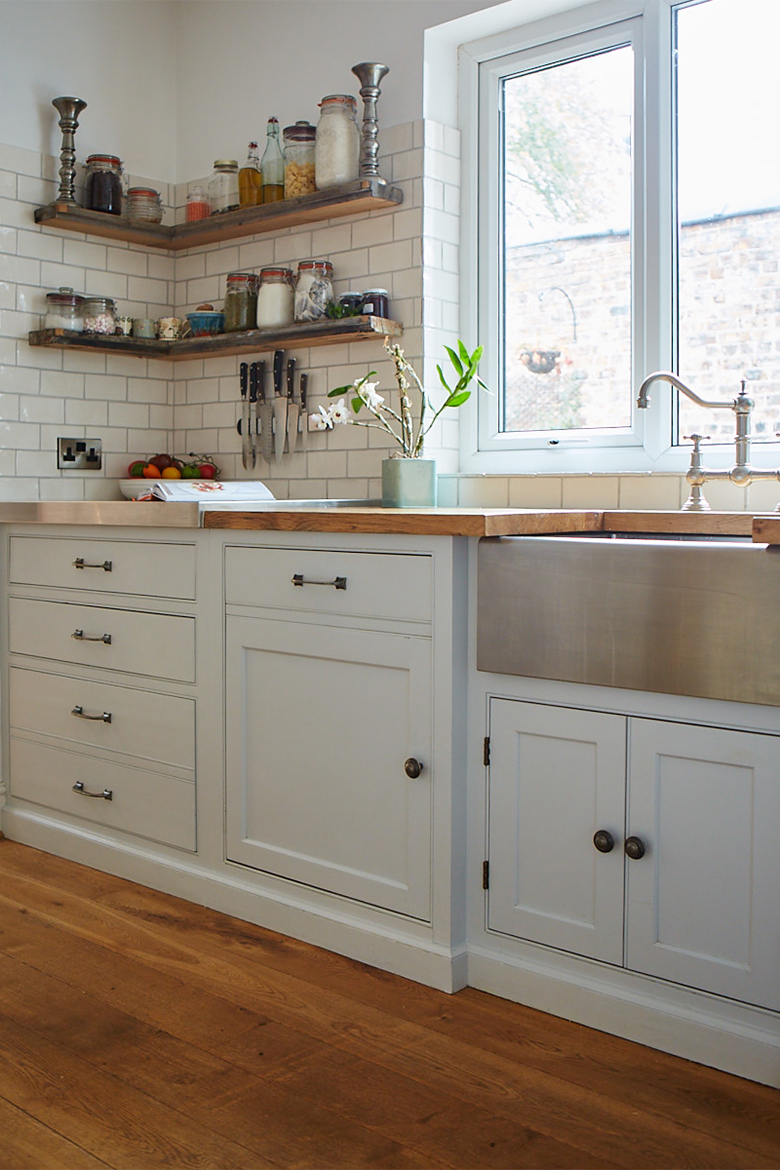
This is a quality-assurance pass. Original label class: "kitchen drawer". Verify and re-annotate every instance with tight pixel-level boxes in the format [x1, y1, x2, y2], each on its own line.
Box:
[225, 546, 432, 623]
[9, 666, 195, 769]
[8, 597, 196, 683]
[9, 535, 196, 600]
[9, 736, 196, 851]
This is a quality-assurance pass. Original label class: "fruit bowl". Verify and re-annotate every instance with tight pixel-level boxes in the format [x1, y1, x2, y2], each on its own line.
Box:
[186, 311, 224, 337]
[119, 479, 155, 499]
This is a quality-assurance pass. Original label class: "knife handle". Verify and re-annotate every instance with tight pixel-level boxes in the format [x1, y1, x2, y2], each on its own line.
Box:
[240, 362, 249, 398]
[299, 372, 308, 409]
[256, 360, 267, 401]
[273, 349, 284, 395]
[249, 361, 258, 401]
[286, 356, 297, 399]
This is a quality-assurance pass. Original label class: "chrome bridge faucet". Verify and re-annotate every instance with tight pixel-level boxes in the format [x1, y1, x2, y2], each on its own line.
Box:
[636, 371, 780, 512]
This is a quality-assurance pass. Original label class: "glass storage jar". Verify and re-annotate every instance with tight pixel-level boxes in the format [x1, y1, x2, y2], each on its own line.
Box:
[208, 159, 240, 214]
[126, 186, 163, 225]
[361, 288, 391, 319]
[257, 267, 294, 328]
[44, 287, 84, 332]
[186, 185, 210, 221]
[81, 296, 117, 335]
[314, 95, 360, 190]
[294, 260, 334, 322]
[224, 271, 259, 332]
[283, 122, 316, 199]
[83, 154, 124, 215]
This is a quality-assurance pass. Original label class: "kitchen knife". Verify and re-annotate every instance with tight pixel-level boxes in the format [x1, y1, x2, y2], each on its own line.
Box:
[257, 360, 274, 465]
[272, 348, 287, 464]
[239, 362, 250, 469]
[299, 372, 308, 450]
[248, 361, 258, 468]
[285, 357, 298, 454]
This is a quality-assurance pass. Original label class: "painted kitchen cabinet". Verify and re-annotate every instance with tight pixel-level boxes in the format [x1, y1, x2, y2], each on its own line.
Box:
[486, 698, 780, 1012]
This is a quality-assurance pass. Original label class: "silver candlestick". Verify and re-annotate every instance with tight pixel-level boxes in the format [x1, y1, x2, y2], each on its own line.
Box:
[351, 62, 389, 179]
[52, 95, 87, 205]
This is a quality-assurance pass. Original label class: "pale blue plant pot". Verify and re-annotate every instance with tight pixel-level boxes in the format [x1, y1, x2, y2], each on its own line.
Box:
[381, 457, 437, 508]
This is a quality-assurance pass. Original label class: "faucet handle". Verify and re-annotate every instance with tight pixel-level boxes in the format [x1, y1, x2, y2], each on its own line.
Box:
[684, 433, 710, 449]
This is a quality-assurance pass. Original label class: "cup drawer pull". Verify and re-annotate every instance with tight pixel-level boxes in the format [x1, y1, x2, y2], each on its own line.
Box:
[72, 780, 113, 801]
[71, 705, 112, 723]
[291, 573, 347, 591]
[73, 558, 113, 572]
[71, 629, 112, 644]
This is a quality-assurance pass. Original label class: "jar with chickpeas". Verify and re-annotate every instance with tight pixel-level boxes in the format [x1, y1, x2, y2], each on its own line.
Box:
[283, 121, 317, 199]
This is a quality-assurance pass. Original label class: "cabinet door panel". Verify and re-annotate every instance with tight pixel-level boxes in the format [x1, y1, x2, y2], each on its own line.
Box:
[225, 617, 432, 920]
[488, 700, 626, 963]
[626, 719, 780, 1010]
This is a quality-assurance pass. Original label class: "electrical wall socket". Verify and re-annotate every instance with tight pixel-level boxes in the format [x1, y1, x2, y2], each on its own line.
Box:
[57, 437, 103, 470]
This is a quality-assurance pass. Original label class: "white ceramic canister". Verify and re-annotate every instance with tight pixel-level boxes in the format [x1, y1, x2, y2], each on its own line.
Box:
[314, 95, 360, 190]
[256, 266, 294, 328]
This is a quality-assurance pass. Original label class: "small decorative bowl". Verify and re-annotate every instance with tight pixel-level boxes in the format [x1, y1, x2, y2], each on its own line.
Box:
[186, 311, 224, 337]
[119, 478, 155, 499]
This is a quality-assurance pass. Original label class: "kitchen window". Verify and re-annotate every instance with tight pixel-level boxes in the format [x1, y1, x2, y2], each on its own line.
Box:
[459, 0, 780, 474]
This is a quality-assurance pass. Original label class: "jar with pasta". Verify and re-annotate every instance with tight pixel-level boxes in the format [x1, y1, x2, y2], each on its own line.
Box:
[283, 122, 316, 199]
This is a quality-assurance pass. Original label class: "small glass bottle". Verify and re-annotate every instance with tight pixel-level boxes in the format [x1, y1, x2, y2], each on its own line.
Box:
[223, 271, 259, 332]
[294, 260, 334, 322]
[256, 266, 294, 328]
[44, 287, 84, 332]
[283, 122, 316, 199]
[239, 141, 263, 207]
[185, 185, 210, 222]
[261, 117, 285, 204]
[83, 154, 124, 215]
[314, 95, 360, 190]
[126, 186, 163, 225]
[208, 159, 239, 214]
[81, 296, 117, 335]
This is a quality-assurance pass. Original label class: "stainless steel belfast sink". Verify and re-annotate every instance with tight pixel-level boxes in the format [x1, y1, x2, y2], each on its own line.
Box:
[477, 533, 780, 706]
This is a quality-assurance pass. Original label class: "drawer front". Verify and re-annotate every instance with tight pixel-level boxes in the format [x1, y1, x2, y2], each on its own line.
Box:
[9, 536, 196, 600]
[9, 597, 196, 683]
[9, 667, 195, 769]
[9, 736, 196, 851]
[225, 546, 432, 623]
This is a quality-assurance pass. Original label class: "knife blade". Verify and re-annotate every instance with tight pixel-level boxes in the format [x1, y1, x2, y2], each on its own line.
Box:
[272, 348, 287, 464]
[239, 362, 250, 470]
[299, 372, 308, 450]
[285, 357, 298, 454]
[248, 361, 258, 468]
[257, 360, 274, 464]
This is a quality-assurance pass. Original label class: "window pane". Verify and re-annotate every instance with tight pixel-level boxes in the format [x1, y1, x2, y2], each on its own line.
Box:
[676, 0, 780, 444]
[502, 47, 633, 434]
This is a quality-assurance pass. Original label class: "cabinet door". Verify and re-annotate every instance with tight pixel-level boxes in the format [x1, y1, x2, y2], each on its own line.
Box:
[626, 719, 780, 1011]
[487, 700, 626, 963]
[225, 617, 432, 920]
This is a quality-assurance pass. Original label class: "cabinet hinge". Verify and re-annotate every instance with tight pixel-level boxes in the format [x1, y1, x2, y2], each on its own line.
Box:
[482, 860, 490, 890]
[483, 736, 490, 766]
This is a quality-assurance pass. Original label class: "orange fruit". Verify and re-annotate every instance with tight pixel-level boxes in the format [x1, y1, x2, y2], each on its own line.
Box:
[161, 466, 182, 478]
[142, 464, 161, 478]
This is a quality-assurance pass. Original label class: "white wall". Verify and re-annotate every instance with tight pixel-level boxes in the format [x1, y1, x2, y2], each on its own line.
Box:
[0, 0, 177, 180]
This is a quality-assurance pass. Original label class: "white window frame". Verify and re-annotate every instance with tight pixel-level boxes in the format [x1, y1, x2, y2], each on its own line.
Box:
[458, 0, 747, 475]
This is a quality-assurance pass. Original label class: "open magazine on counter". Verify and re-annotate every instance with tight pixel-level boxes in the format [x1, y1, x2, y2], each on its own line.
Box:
[142, 480, 276, 502]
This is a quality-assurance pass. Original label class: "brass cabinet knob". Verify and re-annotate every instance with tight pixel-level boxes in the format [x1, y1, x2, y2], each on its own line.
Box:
[593, 829, 614, 853]
[404, 758, 424, 778]
[624, 836, 646, 860]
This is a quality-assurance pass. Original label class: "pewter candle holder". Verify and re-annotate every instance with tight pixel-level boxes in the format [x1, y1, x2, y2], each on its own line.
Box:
[52, 95, 87, 205]
[351, 62, 389, 179]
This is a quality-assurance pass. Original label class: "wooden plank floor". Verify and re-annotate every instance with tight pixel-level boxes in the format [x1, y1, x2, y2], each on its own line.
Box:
[0, 840, 777, 1170]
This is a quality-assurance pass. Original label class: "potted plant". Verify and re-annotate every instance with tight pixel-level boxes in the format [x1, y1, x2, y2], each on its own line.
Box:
[310, 337, 486, 507]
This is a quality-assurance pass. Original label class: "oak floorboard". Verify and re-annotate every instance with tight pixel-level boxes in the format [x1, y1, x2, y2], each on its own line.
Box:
[0, 846, 776, 1169]
[0, 1093, 110, 1169]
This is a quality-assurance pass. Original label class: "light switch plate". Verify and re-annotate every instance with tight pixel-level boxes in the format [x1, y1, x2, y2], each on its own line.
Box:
[57, 437, 103, 470]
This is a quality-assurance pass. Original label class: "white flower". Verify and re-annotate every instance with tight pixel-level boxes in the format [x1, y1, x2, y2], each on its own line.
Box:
[360, 381, 385, 410]
[329, 397, 350, 425]
[309, 406, 332, 431]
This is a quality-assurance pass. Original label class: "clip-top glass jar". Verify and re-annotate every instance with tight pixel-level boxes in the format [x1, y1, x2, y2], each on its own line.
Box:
[126, 186, 163, 225]
[208, 159, 239, 214]
[81, 296, 117, 335]
[283, 122, 316, 199]
[186, 185, 210, 222]
[45, 287, 84, 332]
[314, 95, 360, 190]
[294, 260, 334, 322]
[224, 271, 259, 332]
[83, 154, 124, 215]
[257, 267, 294, 328]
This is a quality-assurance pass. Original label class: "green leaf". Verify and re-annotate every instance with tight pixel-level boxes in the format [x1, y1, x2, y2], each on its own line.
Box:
[444, 346, 463, 375]
[446, 390, 471, 408]
[457, 339, 470, 363]
[351, 396, 364, 413]
[471, 344, 484, 365]
[328, 385, 350, 398]
[436, 364, 452, 392]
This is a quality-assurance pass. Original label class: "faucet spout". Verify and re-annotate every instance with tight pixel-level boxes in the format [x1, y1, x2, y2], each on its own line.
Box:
[636, 370, 736, 412]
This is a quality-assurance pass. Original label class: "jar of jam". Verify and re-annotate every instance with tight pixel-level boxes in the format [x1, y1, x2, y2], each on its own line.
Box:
[283, 122, 316, 199]
[83, 154, 124, 216]
[361, 289, 391, 319]
[223, 271, 258, 332]
[126, 186, 163, 225]
[44, 287, 84, 332]
[294, 260, 334, 322]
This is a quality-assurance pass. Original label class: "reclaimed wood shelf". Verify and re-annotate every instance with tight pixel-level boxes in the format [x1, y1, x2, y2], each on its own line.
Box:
[28, 315, 402, 362]
[33, 178, 403, 251]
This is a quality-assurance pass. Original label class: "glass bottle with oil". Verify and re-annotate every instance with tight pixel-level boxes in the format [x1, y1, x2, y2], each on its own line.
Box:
[238, 141, 262, 207]
[261, 117, 285, 203]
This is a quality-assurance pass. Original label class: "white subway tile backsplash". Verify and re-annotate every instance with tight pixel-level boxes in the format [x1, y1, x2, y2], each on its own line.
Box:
[63, 239, 108, 270]
[65, 399, 108, 427]
[17, 231, 63, 262]
[106, 246, 149, 277]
